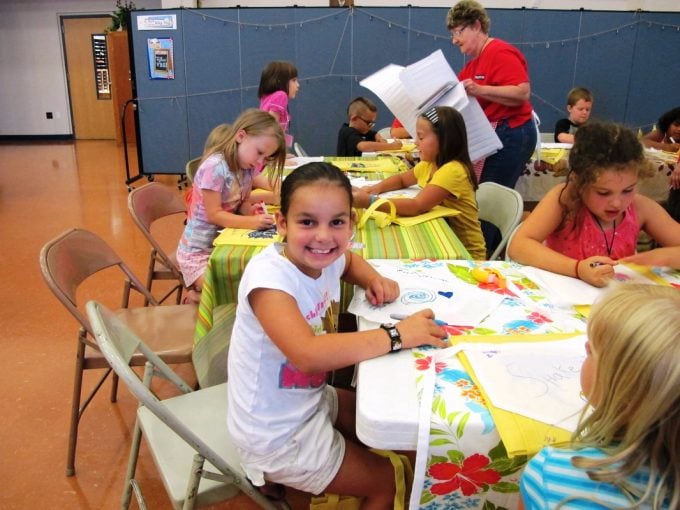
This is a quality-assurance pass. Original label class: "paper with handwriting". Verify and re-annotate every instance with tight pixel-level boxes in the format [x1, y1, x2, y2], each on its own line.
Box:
[462, 336, 587, 430]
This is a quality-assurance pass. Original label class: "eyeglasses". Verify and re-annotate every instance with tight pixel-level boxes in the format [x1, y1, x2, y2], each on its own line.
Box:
[451, 26, 469, 39]
[358, 116, 376, 128]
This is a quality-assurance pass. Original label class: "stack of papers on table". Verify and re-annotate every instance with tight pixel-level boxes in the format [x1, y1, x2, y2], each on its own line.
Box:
[360, 49, 501, 163]
[458, 335, 587, 456]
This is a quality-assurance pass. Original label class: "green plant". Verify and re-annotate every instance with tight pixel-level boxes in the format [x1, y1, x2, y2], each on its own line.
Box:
[106, 0, 137, 32]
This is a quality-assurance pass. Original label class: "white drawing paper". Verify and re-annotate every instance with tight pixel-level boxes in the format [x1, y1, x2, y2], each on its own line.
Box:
[348, 261, 505, 327]
[463, 336, 588, 430]
[519, 264, 658, 307]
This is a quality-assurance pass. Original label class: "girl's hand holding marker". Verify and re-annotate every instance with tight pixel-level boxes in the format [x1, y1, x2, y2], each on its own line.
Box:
[576, 257, 616, 287]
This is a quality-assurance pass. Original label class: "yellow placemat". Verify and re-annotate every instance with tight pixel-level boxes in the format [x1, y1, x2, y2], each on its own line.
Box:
[455, 333, 581, 457]
[213, 228, 281, 247]
[377, 143, 417, 154]
[534, 147, 568, 166]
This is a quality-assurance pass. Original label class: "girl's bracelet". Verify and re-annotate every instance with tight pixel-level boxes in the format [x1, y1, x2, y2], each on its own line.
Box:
[574, 259, 582, 279]
[369, 194, 378, 205]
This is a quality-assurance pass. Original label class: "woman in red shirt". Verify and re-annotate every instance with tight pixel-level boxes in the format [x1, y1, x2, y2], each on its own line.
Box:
[446, 0, 537, 189]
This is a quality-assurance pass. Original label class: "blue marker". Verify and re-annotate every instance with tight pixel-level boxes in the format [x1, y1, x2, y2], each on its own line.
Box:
[389, 313, 448, 326]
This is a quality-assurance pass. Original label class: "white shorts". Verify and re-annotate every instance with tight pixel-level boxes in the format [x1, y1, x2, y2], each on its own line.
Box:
[237, 386, 345, 495]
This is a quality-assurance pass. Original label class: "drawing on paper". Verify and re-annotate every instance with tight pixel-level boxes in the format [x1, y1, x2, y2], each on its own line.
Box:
[400, 288, 437, 305]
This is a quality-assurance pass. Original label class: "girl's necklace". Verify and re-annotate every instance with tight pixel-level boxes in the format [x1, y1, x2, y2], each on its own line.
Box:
[593, 214, 617, 256]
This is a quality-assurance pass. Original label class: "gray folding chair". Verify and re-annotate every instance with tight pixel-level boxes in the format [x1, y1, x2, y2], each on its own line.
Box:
[293, 142, 308, 157]
[476, 182, 524, 260]
[86, 300, 287, 510]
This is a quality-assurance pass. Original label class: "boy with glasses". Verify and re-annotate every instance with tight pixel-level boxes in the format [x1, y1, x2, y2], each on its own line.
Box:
[336, 97, 402, 156]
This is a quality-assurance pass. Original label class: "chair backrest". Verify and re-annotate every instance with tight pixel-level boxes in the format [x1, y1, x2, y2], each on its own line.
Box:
[476, 182, 524, 260]
[377, 126, 391, 139]
[504, 222, 523, 262]
[39, 228, 156, 334]
[293, 142, 308, 157]
[87, 300, 192, 394]
[185, 157, 201, 184]
[127, 182, 185, 275]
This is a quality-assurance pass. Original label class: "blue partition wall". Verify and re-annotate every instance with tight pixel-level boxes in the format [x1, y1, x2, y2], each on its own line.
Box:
[130, 7, 680, 175]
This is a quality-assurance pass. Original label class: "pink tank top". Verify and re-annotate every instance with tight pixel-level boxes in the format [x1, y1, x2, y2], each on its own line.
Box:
[546, 205, 639, 260]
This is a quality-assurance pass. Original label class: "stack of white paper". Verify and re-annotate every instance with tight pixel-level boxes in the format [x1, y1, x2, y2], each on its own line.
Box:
[360, 49, 502, 163]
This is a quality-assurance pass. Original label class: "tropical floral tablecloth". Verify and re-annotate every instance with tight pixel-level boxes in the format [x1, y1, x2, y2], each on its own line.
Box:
[397, 259, 588, 510]
[411, 348, 526, 510]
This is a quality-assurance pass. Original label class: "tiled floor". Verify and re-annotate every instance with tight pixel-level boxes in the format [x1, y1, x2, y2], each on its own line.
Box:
[0, 140, 311, 509]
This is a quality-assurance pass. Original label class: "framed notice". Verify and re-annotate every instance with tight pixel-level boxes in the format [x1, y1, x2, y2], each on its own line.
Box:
[147, 38, 174, 79]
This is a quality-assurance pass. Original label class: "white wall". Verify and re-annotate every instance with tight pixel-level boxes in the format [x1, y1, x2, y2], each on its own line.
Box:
[1, 0, 677, 136]
[0, 0, 160, 136]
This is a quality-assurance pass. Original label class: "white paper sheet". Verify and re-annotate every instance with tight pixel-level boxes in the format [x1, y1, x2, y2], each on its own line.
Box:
[463, 336, 587, 430]
[360, 49, 502, 163]
[348, 261, 505, 327]
[349, 178, 422, 199]
[519, 265, 658, 307]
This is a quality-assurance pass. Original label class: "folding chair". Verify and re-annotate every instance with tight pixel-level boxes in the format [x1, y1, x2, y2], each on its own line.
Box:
[377, 126, 392, 139]
[476, 182, 524, 260]
[504, 222, 523, 262]
[185, 157, 201, 185]
[39, 228, 197, 476]
[86, 300, 286, 510]
[128, 182, 186, 304]
[293, 142, 308, 157]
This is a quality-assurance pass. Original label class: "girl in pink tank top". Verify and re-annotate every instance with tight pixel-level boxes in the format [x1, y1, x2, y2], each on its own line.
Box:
[508, 121, 680, 287]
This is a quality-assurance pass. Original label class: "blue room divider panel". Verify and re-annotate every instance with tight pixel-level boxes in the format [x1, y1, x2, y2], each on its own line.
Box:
[129, 7, 680, 176]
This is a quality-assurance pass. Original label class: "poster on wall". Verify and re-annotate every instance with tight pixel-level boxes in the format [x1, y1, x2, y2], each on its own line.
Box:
[147, 38, 174, 79]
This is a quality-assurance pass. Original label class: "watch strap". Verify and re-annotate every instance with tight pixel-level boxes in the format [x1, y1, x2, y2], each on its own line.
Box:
[380, 323, 402, 353]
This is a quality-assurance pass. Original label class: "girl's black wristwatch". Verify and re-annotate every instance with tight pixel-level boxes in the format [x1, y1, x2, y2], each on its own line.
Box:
[380, 323, 402, 353]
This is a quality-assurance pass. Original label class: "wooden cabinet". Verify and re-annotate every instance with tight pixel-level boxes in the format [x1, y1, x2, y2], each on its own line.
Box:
[107, 31, 136, 145]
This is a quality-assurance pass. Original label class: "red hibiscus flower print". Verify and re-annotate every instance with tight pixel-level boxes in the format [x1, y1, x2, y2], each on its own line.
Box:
[415, 357, 447, 373]
[428, 454, 501, 496]
[527, 311, 552, 324]
[443, 324, 474, 336]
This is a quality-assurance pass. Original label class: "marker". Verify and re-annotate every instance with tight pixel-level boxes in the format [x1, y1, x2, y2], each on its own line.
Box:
[389, 313, 448, 326]
[590, 261, 604, 268]
[259, 201, 269, 215]
[670, 137, 677, 144]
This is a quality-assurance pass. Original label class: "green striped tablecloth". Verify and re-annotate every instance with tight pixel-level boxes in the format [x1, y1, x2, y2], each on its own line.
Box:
[194, 216, 471, 343]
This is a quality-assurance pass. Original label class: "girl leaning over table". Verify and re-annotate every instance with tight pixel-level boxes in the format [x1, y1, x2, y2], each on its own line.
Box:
[176, 109, 287, 304]
[227, 162, 448, 509]
[353, 106, 487, 260]
[508, 121, 680, 287]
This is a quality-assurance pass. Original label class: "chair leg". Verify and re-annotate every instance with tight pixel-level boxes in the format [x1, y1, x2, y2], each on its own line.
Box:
[143, 251, 155, 307]
[110, 372, 120, 403]
[67, 336, 113, 476]
[129, 479, 148, 510]
[66, 339, 87, 477]
[181, 454, 205, 510]
[122, 363, 154, 509]
[121, 419, 144, 510]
